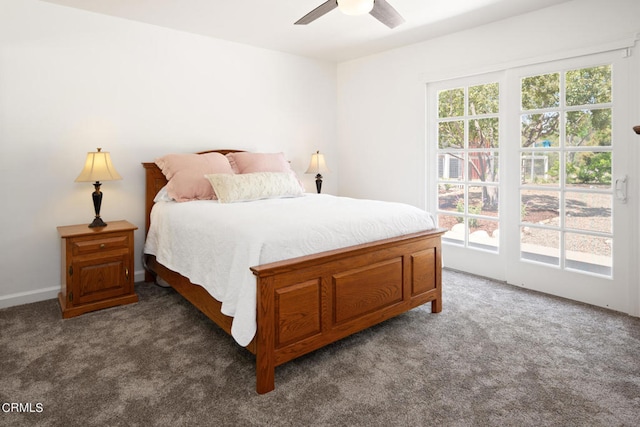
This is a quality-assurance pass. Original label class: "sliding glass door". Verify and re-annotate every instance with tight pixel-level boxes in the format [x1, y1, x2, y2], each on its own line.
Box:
[428, 50, 633, 312]
[504, 52, 632, 311]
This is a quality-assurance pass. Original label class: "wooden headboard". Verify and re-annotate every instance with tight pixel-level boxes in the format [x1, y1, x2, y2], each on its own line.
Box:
[141, 149, 244, 237]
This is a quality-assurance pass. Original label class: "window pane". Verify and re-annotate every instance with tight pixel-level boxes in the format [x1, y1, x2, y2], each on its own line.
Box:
[439, 214, 464, 244]
[565, 151, 611, 188]
[520, 152, 560, 186]
[438, 88, 464, 118]
[522, 73, 560, 110]
[521, 113, 560, 148]
[438, 153, 465, 181]
[469, 117, 499, 149]
[469, 185, 499, 217]
[566, 109, 611, 147]
[521, 189, 559, 225]
[521, 227, 560, 265]
[469, 219, 499, 251]
[469, 83, 499, 115]
[565, 232, 611, 276]
[566, 65, 612, 106]
[565, 192, 612, 233]
[439, 121, 464, 149]
[438, 184, 464, 213]
[468, 151, 499, 183]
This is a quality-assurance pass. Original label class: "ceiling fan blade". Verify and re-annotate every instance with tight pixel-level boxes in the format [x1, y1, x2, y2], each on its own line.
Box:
[369, 0, 405, 28]
[295, 1, 338, 25]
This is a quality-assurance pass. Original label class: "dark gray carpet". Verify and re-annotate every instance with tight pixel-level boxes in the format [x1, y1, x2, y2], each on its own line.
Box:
[1, 269, 639, 426]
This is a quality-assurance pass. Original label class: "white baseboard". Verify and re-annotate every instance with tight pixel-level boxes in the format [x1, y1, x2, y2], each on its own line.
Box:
[134, 270, 145, 283]
[0, 270, 147, 310]
[0, 286, 59, 309]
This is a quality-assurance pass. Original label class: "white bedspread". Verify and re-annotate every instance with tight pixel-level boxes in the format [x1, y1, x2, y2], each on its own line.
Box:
[144, 194, 436, 346]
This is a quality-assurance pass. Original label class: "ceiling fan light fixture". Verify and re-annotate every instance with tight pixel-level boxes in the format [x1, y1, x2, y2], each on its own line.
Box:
[337, 0, 375, 16]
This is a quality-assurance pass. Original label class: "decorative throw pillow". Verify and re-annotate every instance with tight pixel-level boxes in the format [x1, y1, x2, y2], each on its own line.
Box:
[226, 152, 292, 174]
[155, 152, 234, 202]
[205, 172, 304, 203]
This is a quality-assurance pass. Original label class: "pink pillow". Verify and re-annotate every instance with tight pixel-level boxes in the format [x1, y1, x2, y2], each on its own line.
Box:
[226, 152, 292, 174]
[155, 152, 234, 202]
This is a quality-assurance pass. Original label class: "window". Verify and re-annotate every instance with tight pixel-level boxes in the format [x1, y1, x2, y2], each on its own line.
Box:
[519, 65, 613, 276]
[436, 83, 500, 251]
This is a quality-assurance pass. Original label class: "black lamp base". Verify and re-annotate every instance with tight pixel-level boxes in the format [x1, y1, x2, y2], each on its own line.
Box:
[315, 174, 323, 194]
[89, 216, 107, 228]
[88, 181, 107, 228]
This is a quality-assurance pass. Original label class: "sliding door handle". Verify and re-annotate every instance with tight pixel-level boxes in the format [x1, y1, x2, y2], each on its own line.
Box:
[615, 175, 627, 203]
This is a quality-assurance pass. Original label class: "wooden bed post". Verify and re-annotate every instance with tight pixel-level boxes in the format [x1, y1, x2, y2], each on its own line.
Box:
[255, 275, 276, 394]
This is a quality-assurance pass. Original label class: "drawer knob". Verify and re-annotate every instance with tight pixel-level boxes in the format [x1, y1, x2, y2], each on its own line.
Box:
[99, 243, 106, 249]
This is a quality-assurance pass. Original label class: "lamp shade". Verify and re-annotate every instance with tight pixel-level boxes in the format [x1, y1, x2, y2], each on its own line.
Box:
[75, 148, 122, 182]
[305, 151, 330, 175]
[337, 0, 374, 16]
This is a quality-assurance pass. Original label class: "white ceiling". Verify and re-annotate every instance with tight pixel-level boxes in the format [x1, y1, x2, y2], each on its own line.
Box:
[42, 0, 572, 62]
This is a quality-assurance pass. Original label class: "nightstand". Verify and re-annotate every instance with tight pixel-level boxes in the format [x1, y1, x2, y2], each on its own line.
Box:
[58, 220, 138, 318]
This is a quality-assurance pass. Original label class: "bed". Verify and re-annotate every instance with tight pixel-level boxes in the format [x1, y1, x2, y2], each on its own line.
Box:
[142, 150, 445, 394]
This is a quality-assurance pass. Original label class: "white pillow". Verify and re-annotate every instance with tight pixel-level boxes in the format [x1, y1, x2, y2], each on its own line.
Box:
[205, 172, 304, 203]
[153, 185, 174, 203]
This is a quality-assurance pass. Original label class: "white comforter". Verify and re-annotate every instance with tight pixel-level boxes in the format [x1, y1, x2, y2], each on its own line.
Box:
[144, 194, 436, 346]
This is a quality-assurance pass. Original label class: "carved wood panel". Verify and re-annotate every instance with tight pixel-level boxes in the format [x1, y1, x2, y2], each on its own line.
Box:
[275, 279, 322, 347]
[411, 248, 437, 296]
[332, 258, 403, 325]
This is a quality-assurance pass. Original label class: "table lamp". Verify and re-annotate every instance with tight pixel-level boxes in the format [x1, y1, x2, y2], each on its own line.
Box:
[75, 148, 122, 228]
[305, 150, 330, 194]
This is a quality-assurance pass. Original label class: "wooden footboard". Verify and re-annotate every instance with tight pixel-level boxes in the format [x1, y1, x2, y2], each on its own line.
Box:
[142, 153, 444, 394]
[145, 228, 443, 394]
[251, 229, 443, 393]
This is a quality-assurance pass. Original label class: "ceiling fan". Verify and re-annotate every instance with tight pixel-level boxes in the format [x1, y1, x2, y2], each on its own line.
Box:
[295, 0, 405, 29]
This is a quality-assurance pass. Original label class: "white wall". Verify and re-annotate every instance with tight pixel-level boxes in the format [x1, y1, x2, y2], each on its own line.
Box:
[0, 0, 337, 307]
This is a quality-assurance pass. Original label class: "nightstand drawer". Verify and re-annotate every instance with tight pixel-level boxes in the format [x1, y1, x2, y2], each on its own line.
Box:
[71, 233, 130, 256]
